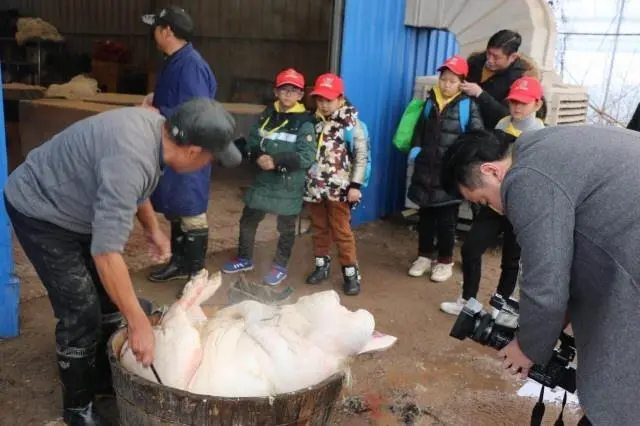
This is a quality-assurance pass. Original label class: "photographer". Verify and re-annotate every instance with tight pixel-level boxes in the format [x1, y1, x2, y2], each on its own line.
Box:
[440, 126, 640, 425]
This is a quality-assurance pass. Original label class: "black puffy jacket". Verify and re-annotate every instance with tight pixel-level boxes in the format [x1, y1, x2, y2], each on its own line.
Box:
[408, 90, 484, 207]
[467, 52, 539, 129]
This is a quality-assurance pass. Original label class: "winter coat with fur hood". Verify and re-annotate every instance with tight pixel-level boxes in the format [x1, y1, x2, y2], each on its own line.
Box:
[467, 52, 540, 129]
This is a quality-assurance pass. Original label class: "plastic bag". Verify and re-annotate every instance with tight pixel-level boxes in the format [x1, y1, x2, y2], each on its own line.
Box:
[392, 99, 425, 153]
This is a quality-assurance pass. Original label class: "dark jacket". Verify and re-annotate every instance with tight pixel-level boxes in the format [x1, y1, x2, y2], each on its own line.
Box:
[149, 43, 217, 217]
[467, 52, 537, 129]
[408, 90, 484, 207]
[244, 103, 316, 216]
[627, 102, 640, 131]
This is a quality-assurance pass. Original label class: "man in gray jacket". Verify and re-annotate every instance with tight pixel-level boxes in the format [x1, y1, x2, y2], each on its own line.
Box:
[4, 98, 239, 425]
[440, 126, 640, 425]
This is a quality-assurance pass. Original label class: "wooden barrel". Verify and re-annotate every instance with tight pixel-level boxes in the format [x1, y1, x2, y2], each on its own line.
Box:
[108, 328, 345, 426]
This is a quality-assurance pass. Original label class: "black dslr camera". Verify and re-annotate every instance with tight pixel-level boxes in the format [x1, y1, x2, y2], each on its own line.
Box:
[449, 295, 577, 393]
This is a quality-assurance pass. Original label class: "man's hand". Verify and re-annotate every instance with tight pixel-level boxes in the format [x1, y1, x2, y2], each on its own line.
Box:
[127, 315, 155, 367]
[460, 82, 483, 98]
[257, 155, 275, 171]
[136, 200, 168, 263]
[498, 338, 534, 379]
[145, 229, 170, 263]
[93, 252, 156, 366]
[347, 188, 362, 203]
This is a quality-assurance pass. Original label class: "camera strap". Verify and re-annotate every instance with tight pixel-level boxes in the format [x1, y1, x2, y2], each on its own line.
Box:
[530, 386, 568, 426]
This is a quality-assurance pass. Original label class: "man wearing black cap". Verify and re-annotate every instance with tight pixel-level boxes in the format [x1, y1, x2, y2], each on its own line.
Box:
[141, 5, 220, 284]
[4, 98, 240, 425]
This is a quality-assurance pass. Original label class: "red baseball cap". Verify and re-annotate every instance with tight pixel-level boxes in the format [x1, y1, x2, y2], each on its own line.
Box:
[507, 77, 543, 103]
[275, 68, 305, 89]
[311, 73, 345, 100]
[437, 55, 469, 78]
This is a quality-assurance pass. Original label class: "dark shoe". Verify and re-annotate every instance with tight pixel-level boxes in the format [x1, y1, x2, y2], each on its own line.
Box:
[306, 256, 331, 285]
[342, 265, 361, 296]
[182, 228, 209, 276]
[149, 220, 187, 282]
[58, 353, 109, 425]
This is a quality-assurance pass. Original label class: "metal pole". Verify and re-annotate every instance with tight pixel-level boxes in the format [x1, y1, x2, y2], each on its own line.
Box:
[329, 0, 345, 74]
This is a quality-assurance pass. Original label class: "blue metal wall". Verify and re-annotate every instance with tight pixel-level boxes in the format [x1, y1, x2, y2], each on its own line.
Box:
[340, 0, 459, 225]
[0, 63, 20, 338]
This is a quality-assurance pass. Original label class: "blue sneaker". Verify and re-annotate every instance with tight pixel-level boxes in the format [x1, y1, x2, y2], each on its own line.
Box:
[264, 264, 288, 286]
[222, 257, 254, 274]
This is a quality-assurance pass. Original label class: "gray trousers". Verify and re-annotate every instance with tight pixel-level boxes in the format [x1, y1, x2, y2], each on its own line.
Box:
[238, 206, 297, 267]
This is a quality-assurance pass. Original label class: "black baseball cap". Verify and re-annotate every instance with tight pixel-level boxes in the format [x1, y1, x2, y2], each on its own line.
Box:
[167, 98, 242, 168]
[142, 5, 194, 40]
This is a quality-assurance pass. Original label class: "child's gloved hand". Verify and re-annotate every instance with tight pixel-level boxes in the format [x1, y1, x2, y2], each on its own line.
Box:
[409, 147, 422, 161]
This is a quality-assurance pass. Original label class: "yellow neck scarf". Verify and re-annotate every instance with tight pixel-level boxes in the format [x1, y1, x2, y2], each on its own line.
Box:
[433, 86, 461, 112]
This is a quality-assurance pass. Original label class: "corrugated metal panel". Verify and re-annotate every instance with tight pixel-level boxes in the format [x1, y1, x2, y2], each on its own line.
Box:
[340, 0, 458, 226]
[0, 62, 20, 338]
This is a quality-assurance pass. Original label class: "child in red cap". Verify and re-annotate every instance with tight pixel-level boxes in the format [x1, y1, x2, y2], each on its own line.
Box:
[495, 76, 545, 137]
[406, 55, 484, 282]
[439, 76, 545, 317]
[222, 68, 316, 286]
[304, 73, 369, 296]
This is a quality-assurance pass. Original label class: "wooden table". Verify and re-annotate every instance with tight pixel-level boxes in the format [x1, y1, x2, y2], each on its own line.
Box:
[18, 96, 266, 157]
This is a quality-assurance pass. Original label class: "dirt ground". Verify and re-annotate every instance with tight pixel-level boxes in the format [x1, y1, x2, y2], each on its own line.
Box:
[0, 166, 583, 426]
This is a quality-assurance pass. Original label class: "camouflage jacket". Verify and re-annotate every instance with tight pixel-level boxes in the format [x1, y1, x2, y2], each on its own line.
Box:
[304, 105, 368, 203]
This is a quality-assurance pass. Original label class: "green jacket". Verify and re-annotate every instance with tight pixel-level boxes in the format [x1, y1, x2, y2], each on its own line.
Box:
[243, 102, 316, 216]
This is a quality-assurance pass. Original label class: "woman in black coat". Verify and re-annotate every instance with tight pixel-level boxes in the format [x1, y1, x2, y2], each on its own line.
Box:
[407, 55, 484, 282]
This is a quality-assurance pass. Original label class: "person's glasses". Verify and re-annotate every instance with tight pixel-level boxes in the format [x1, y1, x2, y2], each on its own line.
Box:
[277, 86, 303, 96]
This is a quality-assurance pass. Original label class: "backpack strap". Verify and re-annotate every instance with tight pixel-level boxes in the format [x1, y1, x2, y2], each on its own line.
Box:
[459, 97, 471, 132]
[423, 98, 433, 119]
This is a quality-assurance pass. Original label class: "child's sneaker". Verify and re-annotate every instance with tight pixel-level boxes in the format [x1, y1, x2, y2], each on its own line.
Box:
[264, 264, 288, 286]
[222, 257, 254, 274]
[408, 256, 433, 277]
[430, 262, 454, 282]
[440, 297, 467, 316]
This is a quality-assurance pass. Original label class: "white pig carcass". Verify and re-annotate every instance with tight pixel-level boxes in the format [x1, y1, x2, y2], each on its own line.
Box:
[120, 269, 220, 388]
[120, 270, 376, 397]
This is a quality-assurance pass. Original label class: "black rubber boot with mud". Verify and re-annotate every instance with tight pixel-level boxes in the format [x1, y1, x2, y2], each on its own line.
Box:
[182, 228, 209, 275]
[342, 265, 361, 296]
[148, 220, 188, 282]
[59, 354, 109, 426]
[93, 298, 153, 398]
[306, 256, 332, 285]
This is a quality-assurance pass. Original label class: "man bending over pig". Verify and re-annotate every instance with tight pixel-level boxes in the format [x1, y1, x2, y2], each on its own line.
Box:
[4, 98, 239, 425]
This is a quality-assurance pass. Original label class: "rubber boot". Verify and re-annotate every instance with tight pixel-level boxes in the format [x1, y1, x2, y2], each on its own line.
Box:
[59, 354, 108, 426]
[342, 265, 361, 296]
[306, 256, 332, 285]
[94, 298, 153, 398]
[182, 228, 209, 276]
[175, 229, 208, 299]
[148, 220, 188, 282]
